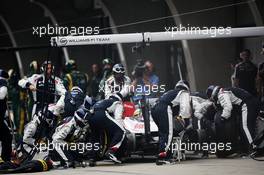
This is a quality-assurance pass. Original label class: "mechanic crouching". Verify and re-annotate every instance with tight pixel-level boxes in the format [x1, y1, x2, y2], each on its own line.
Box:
[151, 80, 192, 165]
[206, 85, 259, 156]
[51, 97, 93, 168]
[88, 88, 129, 165]
[48, 86, 87, 119]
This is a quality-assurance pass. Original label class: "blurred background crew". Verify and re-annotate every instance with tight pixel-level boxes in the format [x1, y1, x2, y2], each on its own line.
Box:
[12, 61, 41, 136]
[28, 61, 40, 77]
[7, 69, 20, 132]
[256, 44, 264, 100]
[131, 59, 160, 99]
[0, 69, 12, 162]
[230, 58, 242, 87]
[26, 61, 40, 121]
[234, 49, 257, 96]
[143, 60, 160, 98]
[98, 58, 114, 99]
[89, 64, 102, 100]
[63, 59, 89, 94]
[131, 59, 147, 100]
[255, 44, 264, 131]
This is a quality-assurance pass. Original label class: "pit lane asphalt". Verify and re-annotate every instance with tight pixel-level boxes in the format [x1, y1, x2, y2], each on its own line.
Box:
[15, 156, 264, 175]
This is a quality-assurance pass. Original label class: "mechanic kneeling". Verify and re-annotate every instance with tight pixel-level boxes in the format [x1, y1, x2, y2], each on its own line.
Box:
[51, 97, 93, 168]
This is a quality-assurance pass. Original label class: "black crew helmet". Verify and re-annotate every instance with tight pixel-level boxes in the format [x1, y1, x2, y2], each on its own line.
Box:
[206, 85, 221, 101]
[74, 108, 89, 127]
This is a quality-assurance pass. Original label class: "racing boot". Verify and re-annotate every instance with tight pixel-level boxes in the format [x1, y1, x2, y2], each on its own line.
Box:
[61, 160, 75, 169]
[156, 152, 175, 165]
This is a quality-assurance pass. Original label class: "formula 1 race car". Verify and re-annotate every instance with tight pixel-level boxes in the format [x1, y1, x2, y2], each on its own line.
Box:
[93, 97, 213, 162]
[121, 97, 215, 160]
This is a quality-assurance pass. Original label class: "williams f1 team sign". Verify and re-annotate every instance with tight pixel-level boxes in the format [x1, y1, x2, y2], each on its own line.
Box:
[51, 33, 143, 46]
[51, 27, 264, 47]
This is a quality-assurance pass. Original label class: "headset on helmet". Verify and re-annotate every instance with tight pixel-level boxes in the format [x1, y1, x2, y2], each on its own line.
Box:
[112, 63, 125, 74]
[41, 61, 54, 73]
[175, 80, 190, 91]
[102, 58, 113, 65]
[8, 69, 15, 78]
[71, 86, 83, 94]
[65, 59, 77, 72]
[110, 92, 124, 101]
[30, 61, 39, 72]
[74, 108, 89, 127]
[0, 69, 9, 79]
[206, 85, 221, 101]
[8, 69, 20, 84]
